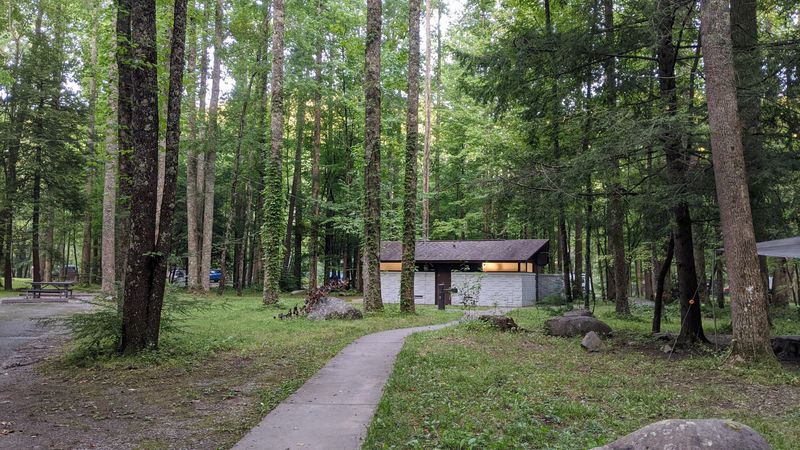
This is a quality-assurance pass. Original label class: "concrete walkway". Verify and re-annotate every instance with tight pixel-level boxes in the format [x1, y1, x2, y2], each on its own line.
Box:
[233, 321, 459, 450]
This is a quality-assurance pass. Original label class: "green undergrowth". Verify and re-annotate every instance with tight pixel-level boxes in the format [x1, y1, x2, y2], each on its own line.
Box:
[364, 304, 800, 450]
[58, 292, 461, 368]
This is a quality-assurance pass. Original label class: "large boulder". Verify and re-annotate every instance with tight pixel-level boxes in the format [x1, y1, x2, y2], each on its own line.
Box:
[307, 297, 363, 321]
[545, 315, 612, 337]
[593, 419, 771, 450]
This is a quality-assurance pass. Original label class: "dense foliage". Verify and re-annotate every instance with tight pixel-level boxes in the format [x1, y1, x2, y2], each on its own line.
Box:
[1, 0, 798, 349]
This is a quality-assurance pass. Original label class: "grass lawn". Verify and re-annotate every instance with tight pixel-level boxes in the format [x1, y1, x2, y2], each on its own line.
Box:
[4, 291, 462, 449]
[0, 278, 32, 296]
[364, 302, 800, 450]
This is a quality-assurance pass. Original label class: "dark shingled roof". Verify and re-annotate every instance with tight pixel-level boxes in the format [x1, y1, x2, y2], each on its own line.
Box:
[380, 240, 549, 263]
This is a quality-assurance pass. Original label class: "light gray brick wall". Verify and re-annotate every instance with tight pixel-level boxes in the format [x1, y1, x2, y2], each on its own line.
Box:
[521, 274, 536, 306]
[382, 271, 552, 307]
[415, 272, 436, 304]
[380, 272, 401, 303]
[451, 272, 530, 307]
[380, 272, 436, 304]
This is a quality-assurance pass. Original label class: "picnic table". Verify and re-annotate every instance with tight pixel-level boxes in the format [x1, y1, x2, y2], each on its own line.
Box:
[24, 281, 75, 299]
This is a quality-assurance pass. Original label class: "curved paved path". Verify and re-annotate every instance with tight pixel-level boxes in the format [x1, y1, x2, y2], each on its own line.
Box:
[233, 321, 459, 450]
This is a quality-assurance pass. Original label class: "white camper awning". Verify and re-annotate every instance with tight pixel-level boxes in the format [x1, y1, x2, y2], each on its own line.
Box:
[756, 236, 800, 259]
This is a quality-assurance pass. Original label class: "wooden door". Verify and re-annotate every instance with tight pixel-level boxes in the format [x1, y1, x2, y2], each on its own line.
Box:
[435, 268, 452, 305]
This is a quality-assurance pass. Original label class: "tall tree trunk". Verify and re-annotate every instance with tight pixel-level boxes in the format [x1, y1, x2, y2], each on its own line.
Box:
[700, 0, 774, 362]
[219, 72, 254, 294]
[102, 15, 118, 294]
[432, 6, 442, 222]
[283, 99, 305, 282]
[119, 0, 187, 353]
[120, 0, 161, 353]
[363, 0, 383, 311]
[309, 6, 322, 292]
[148, 0, 188, 345]
[185, 0, 201, 290]
[597, 236, 606, 300]
[262, 0, 286, 304]
[601, 0, 627, 314]
[293, 191, 302, 291]
[772, 258, 791, 308]
[200, 0, 222, 292]
[32, 159, 41, 283]
[543, 0, 572, 303]
[116, 0, 134, 290]
[582, 66, 594, 309]
[653, 234, 674, 333]
[584, 176, 593, 309]
[644, 262, 654, 301]
[400, 0, 421, 313]
[3, 37, 26, 290]
[155, 23, 172, 239]
[655, 0, 705, 342]
[574, 219, 584, 299]
[693, 222, 708, 303]
[251, 0, 272, 291]
[421, 0, 432, 240]
[730, 0, 765, 237]
[82, 18, 99, 286]
[43, 207, 54, 282]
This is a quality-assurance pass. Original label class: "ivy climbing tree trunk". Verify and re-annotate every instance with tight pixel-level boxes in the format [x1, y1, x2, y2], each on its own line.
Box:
[700, 0, 774, 363]
[363, 0, 383, 311]
[262, 0, 286, 305]
[400, 0, 420, 313]
[421, 0, 432, 240]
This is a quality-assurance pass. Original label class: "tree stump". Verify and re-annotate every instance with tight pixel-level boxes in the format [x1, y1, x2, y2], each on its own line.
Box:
[479, 315, 522, 332]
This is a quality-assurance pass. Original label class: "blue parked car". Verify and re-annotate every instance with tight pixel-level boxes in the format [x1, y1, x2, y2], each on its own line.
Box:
[210, 269, 222, 282]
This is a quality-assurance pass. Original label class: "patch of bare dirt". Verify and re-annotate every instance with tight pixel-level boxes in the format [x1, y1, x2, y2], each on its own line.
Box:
[0, 335, 291, 449]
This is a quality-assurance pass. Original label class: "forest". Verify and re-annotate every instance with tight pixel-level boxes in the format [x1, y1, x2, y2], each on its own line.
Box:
[1, 0, 798, 359]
